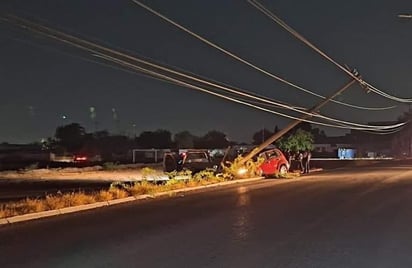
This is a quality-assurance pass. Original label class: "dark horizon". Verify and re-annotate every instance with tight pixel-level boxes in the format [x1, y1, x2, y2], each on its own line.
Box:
[1, 0, 411, 144]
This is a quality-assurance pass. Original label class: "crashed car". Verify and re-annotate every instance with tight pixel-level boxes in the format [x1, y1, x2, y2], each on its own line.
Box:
[163, 150, 219, 173]
[257, 148, 290, 176]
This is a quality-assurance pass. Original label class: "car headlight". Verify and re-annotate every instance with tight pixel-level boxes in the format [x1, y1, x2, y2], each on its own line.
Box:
[237, 167, 248, 176]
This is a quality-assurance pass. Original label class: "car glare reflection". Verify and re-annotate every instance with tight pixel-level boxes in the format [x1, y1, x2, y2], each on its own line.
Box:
[232, 186, 252, 241]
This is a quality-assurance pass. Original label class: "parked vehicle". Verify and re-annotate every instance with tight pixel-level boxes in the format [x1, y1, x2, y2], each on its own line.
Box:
[163, 150, 219, 173]
[258, 148, 290, 176]
[73, 154, 102, 164]
[164, 147, 289, 177]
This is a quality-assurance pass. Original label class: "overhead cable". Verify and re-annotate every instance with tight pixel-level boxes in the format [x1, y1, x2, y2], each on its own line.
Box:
[248, 0, 412, 103]
[1, 14, 404, 132]
[131, 0, 395, 111]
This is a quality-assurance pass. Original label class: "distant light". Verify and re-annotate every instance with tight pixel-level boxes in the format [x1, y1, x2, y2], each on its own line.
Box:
[74, 156, 87, 161]
[62, 115, 67, 120]
[89, 106, 96, 120]
[112, 108, 118, 120]
[28, 106, 35, 117]
[398, 14, 412, 19]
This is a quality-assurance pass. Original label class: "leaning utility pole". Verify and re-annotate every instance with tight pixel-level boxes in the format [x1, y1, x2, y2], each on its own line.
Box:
[241, 70, 361, 164]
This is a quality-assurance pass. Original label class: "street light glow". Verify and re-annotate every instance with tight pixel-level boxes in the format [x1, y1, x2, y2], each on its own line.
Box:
[398, 14, 412, 19]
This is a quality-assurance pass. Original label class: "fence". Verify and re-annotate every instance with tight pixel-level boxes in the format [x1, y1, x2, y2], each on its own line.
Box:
[131, 149, 171, 163]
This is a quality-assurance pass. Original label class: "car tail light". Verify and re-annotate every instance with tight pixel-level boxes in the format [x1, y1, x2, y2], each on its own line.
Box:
[75, 156, 87, 161]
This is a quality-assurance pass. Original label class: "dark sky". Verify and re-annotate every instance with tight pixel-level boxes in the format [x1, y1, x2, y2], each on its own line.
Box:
[0, 0, 411, 144]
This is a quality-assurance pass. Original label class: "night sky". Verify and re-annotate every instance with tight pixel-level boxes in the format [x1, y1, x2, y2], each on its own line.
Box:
[0, 0, 411, 144]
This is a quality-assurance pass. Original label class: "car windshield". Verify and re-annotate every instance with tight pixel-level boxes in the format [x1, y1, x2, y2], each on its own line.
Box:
[266, 150, 280, 159]
[186, 152, 208, 162]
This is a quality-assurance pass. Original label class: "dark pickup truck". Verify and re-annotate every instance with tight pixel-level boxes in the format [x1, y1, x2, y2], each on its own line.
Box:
[163, 150, 222, 173]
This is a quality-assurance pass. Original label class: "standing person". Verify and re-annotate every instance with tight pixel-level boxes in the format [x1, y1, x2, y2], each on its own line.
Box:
[303, 150, 312, 174]
[284, 150, 291, 166]
[302, 151, 308, 173]
[297, 151, 304, 173]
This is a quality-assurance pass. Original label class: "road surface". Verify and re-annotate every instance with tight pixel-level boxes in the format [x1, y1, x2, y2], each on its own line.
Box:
[1, 165, 412, 267]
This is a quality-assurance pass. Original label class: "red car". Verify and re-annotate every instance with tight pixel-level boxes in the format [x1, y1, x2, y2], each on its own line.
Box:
[258, 148, 290, 176]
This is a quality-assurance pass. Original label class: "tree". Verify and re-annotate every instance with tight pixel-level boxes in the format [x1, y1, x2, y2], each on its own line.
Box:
[195, 130, 229, 149]
[79, 131, 133, 160]
[311, 127, 327, 143]
[252, 128, 274, 145]
[276, 129, 314, 153]
[290, 122, 312, 134]
[54, 123, 86, 153]
[174, 131, 196, 149]
[251, 123, 311, 146]
[93, 130, 110, 139]
[136, 129, 172, 149]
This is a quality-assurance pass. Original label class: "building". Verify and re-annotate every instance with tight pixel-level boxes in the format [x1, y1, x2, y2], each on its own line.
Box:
[313, 135, 354, 158]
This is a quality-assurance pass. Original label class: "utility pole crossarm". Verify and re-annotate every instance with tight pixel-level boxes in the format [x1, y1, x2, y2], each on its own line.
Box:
[241, 72, 361, 164]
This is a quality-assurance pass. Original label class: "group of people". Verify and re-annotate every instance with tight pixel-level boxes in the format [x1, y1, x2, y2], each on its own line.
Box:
[285, 150, 312, 174]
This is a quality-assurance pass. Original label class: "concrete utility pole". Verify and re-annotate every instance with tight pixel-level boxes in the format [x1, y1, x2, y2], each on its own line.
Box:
[241, 70, 361, 164]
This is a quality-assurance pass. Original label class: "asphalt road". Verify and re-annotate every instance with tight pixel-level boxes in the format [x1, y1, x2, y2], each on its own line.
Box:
[1, 165, 412, 267]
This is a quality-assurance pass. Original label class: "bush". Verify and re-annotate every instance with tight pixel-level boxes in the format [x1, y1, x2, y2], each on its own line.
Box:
[192, 169, 215, 181]
[223, 154, 264, 179]
[164, 179, 187, 190]
[24, 162, 39, 171]
[102, 162, 119, 170]
[108, 188, 129, 199]
[127, 181, 156, 196]
[166, 169, 192, 180]
[21, 198, 46, 214]
[95, 190, 114, 201]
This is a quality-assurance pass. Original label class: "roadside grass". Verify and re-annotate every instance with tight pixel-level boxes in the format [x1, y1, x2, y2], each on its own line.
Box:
[0, 170, 235, 219]
[101, 162, 120, 170]
[0, 159, 301, 219]
[23, 162, 40, 171]
[268, 172, 301, 179]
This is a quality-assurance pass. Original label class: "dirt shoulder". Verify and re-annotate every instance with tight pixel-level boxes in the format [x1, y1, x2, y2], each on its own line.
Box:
[0, 164, 164, 181]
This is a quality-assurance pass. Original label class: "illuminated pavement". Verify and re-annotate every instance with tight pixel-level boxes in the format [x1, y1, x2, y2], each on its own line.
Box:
[2, 165, 412, 267]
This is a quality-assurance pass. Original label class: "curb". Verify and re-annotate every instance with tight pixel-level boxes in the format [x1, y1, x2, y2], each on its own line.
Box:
[6, 210, 61, 224]
[135, 194, 152, 200]
[0, 177, 264, 226]
[59, 202, 108, 215]
[107, 196, 137, 205]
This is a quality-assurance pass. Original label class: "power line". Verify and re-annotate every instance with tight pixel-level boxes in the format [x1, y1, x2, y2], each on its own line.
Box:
[6, 18, 307, 112]
[130, 0, 395, 111]
[93, 51, 402, 130]
[248, 0, 412, 103]
[1, 14, 404, 133]
[3, 15, 403, 131]
[98, 53, 403, 132]
[96, 52, 404, 131]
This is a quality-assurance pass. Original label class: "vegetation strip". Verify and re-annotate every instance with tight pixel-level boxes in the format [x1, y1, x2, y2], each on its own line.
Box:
[0, 176, 265, 225]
